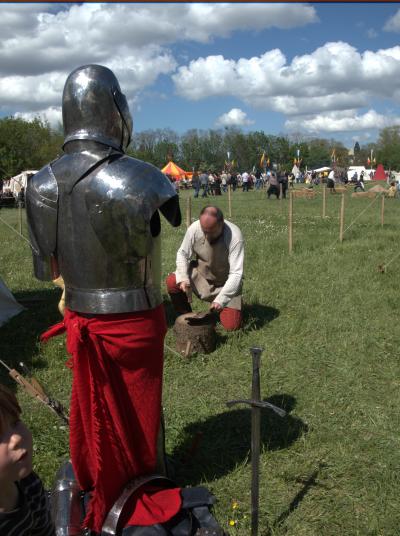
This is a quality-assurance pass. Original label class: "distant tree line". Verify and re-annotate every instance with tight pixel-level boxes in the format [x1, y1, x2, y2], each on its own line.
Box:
[1, 116, 400, 178]
[0, 117, 63, 179]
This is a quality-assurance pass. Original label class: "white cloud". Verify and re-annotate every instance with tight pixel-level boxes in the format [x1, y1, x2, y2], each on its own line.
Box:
[215, 108, 254, 127]
[174, 42, 400, 110]
[182, 3, 317, 42]
[268, 93, 369, 115]
[384, 9, 400, 32]
[0, 2, 318, 120]
[173, 41, 400, 134]
[15, 106, 62, 127]
[0, 3, 318, 78]
[285, 109, 400, 133]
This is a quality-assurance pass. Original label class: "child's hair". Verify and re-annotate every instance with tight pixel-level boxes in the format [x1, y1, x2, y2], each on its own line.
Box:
[0, 384, 21, 435]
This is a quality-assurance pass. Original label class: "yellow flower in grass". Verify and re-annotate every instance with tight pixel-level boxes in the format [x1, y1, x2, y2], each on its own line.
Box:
[229, 520, 237, 527]
[232, 501, 239, 510]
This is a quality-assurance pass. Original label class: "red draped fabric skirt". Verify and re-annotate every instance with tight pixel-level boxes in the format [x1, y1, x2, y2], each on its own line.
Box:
[41, 304, 181, 533]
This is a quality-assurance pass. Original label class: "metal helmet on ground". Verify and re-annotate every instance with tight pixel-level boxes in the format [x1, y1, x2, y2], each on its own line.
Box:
[62, 64, 132, 152]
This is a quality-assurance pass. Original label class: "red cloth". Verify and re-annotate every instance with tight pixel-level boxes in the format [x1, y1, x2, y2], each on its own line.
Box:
[166, 273, 242, 331]
[41, 304, 181, 533]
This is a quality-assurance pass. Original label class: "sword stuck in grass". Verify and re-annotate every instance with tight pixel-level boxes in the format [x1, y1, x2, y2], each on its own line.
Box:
[226, 346, 286, 536]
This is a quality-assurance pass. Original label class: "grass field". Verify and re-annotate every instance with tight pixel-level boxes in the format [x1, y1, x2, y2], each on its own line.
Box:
[0, 183, 399, 535]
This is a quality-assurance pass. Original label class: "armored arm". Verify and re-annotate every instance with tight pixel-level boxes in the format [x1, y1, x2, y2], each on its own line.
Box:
[159, 195, 181, 228]
[26, 166, 59, 281]
[87, 157, 181, 259]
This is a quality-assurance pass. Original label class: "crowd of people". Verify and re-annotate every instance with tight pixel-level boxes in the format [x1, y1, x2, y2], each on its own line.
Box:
[168, 169, 323, 199]
[165, 167, 400, 199]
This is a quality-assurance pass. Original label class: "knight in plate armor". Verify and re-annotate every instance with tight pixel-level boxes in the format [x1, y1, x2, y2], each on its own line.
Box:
[26, 64, 182, 534]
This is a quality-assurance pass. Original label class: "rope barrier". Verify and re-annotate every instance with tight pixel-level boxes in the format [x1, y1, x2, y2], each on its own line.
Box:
[0, 214, 31, 246]
[325, 192, 381, 251]
[380, 250, 400, 271]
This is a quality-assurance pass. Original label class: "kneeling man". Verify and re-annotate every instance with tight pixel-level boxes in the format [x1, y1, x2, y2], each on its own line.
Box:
[166, 205, 244, 330]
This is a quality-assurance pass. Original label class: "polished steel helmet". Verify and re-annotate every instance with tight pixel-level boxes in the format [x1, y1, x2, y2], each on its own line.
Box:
[62, 64, 133, 151]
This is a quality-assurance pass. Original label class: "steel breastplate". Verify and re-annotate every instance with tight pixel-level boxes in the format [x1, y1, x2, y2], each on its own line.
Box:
[52, 153, 176, 314]
[28, 150, 179, 314]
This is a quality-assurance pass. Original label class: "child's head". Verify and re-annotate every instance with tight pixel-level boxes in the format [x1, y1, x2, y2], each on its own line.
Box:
[0, 384, 32, 482]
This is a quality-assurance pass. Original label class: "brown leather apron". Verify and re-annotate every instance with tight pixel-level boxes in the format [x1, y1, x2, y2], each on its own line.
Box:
[188, 233, 242, 310]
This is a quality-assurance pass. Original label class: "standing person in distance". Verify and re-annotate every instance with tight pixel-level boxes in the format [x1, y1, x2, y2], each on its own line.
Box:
[327, 168, 336, 193]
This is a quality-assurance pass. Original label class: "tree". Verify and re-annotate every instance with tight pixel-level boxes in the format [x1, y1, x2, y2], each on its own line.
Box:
[376, 127, 400, 170]
[353, 141, 361, 165]
[0, 117, 62, 178]
[305, 138, 331, 169]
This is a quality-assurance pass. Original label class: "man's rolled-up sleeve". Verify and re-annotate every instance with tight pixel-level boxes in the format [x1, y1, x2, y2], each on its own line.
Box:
[175, 224, 195, 284]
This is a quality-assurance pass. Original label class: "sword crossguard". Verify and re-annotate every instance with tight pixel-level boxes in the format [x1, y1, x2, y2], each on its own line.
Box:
[226, 399, 286, 418]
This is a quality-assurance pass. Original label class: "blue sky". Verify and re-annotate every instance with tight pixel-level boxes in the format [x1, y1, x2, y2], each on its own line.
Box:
[2, 3, 400, 148]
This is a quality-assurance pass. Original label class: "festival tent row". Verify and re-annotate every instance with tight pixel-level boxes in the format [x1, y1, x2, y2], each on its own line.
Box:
[3, 170, 38, 195]
[161, 161, 192, 180]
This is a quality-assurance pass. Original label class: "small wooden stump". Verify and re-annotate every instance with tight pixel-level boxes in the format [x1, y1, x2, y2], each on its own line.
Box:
[173, 313, 216, 357]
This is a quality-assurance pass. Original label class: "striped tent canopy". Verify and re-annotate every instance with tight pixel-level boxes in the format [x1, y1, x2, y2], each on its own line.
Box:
[161, 161, 188, 180]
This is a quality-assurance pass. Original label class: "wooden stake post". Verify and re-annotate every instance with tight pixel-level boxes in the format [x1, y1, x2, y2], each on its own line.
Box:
[186, 197, 192, 228]
[288, 191, 293, 254]
[381, 194, 385, 227]
[18, 203, 23, 236]
[339, 193, 345, 243]
[228, 184, 232, 218]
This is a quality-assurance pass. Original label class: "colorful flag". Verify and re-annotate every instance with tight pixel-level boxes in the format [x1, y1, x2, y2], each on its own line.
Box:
[260, 152, 265, 167]
[367, 157, 371, 165]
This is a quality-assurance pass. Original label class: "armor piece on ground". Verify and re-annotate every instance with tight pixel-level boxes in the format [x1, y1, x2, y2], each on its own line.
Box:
[51, 461, 225, 536]
[26, 64, 181, 314]
[51, 460, 84, 535]
[173, 313, 217, 357]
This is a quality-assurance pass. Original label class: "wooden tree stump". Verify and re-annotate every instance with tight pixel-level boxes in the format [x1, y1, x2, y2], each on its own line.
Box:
[173, 313, 216, 357]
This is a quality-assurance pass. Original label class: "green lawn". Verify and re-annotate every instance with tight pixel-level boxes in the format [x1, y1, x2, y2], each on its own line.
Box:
[0, 184, 399, 535]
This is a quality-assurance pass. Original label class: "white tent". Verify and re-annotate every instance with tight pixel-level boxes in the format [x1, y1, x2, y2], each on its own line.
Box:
[0, 277, 24, 327]
[313, 166, 331, 173]
[3, 170, 37, 196]
[347, 166, 375, 181]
